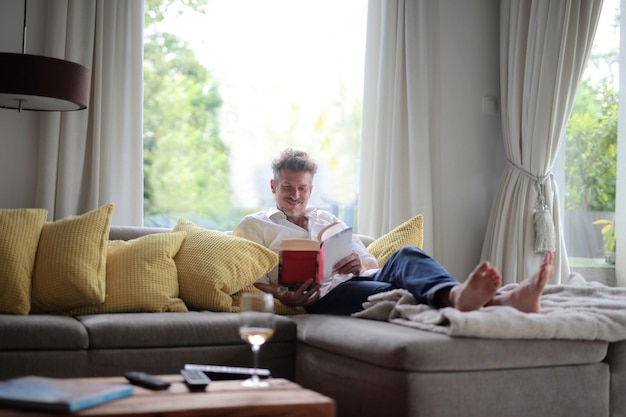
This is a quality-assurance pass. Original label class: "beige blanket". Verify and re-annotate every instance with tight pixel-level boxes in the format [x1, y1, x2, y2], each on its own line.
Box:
[353, 276, 626, 341]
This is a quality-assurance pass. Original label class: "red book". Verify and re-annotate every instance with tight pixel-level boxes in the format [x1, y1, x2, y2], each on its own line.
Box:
[278, 222, 353, 289]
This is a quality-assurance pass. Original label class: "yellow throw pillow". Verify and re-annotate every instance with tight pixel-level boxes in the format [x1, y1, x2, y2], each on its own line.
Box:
[174, 218, 278, 312]
[367, 214, 424, 266]
[31, 204, 113, 313]
[0, 208, 48, 314]
[67, 232, 188, 314]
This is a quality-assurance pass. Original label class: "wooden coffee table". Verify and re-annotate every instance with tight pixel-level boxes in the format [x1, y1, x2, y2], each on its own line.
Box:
[0, 375, 335, 417]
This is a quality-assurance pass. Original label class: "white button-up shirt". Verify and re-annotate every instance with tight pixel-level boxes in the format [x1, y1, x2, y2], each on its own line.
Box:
[232, 207, 377, 297]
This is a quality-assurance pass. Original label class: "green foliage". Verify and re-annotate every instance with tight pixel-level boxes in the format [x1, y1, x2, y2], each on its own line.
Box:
[143, 0, 231, 228]
[143, 1, 365, 230]
[592, 219, 616, 253]
[144, 0, 207, 27]
[565, 77, 617, 212]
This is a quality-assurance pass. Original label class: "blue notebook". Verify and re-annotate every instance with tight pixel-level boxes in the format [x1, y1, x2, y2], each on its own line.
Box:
[0, 375, 134, 413]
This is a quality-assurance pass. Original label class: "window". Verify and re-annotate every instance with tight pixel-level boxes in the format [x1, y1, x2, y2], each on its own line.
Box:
[558, 0, 619, 283]
[143, 0, 367, 230]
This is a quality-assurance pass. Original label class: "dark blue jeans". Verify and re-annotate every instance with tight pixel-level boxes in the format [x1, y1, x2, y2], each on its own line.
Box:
[306, 246, 460, 315]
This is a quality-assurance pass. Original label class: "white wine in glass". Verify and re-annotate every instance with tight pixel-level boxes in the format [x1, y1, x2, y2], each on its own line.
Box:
[239, 292, 275, 387]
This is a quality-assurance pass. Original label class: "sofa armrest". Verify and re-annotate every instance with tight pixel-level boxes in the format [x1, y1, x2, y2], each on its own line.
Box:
[109, 225, 172, 241]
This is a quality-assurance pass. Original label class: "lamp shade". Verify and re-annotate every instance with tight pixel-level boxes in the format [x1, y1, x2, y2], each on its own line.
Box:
[0, 52, 90, 111]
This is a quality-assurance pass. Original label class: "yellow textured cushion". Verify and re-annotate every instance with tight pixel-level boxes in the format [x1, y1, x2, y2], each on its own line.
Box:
[0, 209, 48, 314]
[31, 204, 113, 313]
[174, 218, 278, 312]
[67, 232, 188, 314]
[367, 214, 424, 266]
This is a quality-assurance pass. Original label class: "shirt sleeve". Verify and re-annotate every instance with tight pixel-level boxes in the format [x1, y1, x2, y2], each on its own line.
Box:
[232, 216, 262, 242]
[352, 235, 378, 267]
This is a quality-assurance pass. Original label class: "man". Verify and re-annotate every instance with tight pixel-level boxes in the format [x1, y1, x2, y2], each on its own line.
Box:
[233, 147, 553, 315]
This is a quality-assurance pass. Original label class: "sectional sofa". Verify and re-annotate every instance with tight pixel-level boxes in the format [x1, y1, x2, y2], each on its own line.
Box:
[0, 206, 624, 417]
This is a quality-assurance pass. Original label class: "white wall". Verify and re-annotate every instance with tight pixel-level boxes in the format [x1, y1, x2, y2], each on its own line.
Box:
[0, 0, 504, 280]
[436, 0, 505, 279]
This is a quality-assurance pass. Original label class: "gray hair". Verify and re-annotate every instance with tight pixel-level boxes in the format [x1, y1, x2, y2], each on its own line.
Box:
[271, 147, 318, 182]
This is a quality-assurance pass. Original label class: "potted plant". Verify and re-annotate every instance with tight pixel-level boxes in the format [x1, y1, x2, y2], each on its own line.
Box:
[592, 219, 616, 264]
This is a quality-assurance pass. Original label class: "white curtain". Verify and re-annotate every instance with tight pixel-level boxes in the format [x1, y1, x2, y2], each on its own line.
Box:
[359, 0, 440, 254]
[618, 0, 626, 287]
[481, 0, 603, 284]
[34, 0, 144, 225]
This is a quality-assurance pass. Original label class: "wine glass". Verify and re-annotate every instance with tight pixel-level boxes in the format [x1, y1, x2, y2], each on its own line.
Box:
[238, 292, 275, 387]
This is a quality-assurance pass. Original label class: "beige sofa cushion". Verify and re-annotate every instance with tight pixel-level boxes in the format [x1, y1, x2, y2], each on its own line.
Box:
[292, 314, 608, 372]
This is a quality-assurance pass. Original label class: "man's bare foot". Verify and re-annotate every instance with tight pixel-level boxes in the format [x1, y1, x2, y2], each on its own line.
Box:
[490, 251, 554, 313]
[448, 261, 502, 311]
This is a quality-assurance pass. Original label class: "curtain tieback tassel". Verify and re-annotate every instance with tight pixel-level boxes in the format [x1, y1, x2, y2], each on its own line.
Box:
[507, 160, 556, 253]
[533, 196, 556, 253]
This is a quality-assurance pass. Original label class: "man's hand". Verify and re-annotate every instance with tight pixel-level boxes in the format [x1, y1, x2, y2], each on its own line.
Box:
[255, 280, 320, 308]
[334, 250, 363, 275]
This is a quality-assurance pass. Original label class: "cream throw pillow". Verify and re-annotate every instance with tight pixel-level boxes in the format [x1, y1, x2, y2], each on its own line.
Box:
[174, 218, 278, 312]
[31, 204, 113, 313]
[67, 232, 188, 314]
[0, 208, 48, 314]
[367, 214, 424, 266]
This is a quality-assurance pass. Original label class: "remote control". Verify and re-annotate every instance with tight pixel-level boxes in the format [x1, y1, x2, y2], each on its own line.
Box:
[184, 364, 271, 380]
[124, 371, 171, 390]
[180, 369, 211, 391]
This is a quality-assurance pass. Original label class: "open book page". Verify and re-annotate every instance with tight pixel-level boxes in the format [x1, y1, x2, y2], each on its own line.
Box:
[318, 226, 353, 282]
[317, 221, 347, 243]
[278, 239, 319, 288]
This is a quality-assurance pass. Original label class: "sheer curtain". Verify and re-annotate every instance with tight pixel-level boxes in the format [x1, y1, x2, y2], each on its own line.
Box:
[34, 0, 144, 225]
[481, 0, 603, 284]
[618, 1, 626, 287]
[359, 0, 440, 254]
